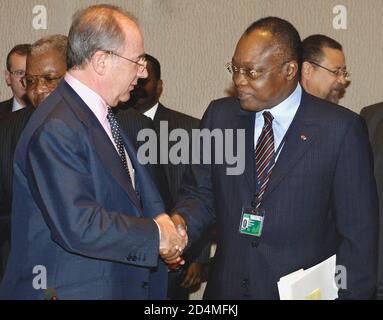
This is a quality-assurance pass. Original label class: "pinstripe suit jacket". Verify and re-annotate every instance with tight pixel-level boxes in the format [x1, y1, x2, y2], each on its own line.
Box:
[117, 104, 210, 267]
[115, 107, 173, 212]
[151, 105, 211, 281]
[360, 102, 383, 299]
[153, 104, 200, 204]
[0, 106, 34, 279]
[0, 98, 13, 120]
[175, 91, 378, 299]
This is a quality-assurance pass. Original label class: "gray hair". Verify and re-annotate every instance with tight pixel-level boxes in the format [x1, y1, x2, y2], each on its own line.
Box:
[29, 34, 68, 62]
[67, 4, 138, 69]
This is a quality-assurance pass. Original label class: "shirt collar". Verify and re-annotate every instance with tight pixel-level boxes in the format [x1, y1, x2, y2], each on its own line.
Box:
[143, 103, 159, 120]
[256, 83, 302, 131]
[12, 97, 24, 112]
[64, 72, 109, 125]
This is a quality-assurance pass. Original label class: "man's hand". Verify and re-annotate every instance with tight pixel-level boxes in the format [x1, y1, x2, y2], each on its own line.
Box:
[155, 213, 187, 264]
[181, 262, 204, 289]
[171, 212, 187, 239]
[162, 213, 188, 265]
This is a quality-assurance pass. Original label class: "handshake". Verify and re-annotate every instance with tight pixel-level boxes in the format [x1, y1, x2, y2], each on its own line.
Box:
[155, 212, 188, 266]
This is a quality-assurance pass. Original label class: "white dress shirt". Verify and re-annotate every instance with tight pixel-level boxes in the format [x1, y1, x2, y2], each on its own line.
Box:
[12, 97, 25, 112]
[143, 103, 159, 120]
[254, 83, 302, 161]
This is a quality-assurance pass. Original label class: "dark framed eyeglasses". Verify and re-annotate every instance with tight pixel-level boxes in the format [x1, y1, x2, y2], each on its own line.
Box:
[104, 50, 147, 72]
[21, 74, 63, 88]
[9, 69, 25, 78]
[308, 61, 351, 80]
[225, 61, 289, 81]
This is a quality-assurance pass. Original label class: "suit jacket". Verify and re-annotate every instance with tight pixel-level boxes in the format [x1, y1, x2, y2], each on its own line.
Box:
[153, 104, 214, 298]
[0, 98, 13, 120]
[151, 105, 211, 263]
[360, 102, 383, 299]
[174, 91, 378, 300]
[0, 80, 167, 299]
[118, 104, 210, 298]
[153, 104, 200, 204]
[115, 107, 173, 212]
[0, 107, 34, 280]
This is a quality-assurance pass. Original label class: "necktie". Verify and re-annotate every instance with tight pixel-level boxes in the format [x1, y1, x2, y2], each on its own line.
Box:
[107, 107, 134, 186]
[255, 111, 274, 207]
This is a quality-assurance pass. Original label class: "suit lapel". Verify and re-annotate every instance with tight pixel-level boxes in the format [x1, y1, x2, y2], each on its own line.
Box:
[236, 107, 256, 194]
[262, 92, 318, 202]
[152, 103, 172, 184]
[153, 103, 167, 123]
[58, 81, 142, 211]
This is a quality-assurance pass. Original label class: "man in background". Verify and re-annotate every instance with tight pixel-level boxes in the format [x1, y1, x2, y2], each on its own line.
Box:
[0, 44, 30, 119]
[300, 34, 349, 104]
[0, 34, 68, 281]
[361, 101, 383, 299]
[122, 54, 211, 299]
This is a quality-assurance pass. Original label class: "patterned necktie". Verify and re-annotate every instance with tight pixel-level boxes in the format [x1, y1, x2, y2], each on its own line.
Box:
[107, 107, 134, 186]
[255, 111, 274, 207]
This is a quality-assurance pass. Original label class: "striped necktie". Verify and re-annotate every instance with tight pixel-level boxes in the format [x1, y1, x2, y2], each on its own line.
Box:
[255, 111, 274, 207]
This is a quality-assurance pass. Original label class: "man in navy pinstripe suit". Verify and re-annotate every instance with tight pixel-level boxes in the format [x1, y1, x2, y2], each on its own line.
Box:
[170, 17, 378, 299]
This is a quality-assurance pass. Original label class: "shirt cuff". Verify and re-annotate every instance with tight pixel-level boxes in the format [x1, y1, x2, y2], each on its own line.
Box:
[153, 219, 161, 241]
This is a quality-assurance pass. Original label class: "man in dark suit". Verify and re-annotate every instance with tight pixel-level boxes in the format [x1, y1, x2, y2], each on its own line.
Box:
[127, 54, 200, 202]
[0, 35, 68, 280]
[300, 34, 349, 104]
[170, 17, 378, 299]
[0, 44, 30, 119]
[361, 102, 383, 299]
[123, 54, 210, 299]
[0, 5, 186, 299]
[115, 106, 173, 214]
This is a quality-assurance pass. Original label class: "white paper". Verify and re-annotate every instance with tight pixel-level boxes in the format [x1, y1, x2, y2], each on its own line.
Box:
[277, 255, 338, 300]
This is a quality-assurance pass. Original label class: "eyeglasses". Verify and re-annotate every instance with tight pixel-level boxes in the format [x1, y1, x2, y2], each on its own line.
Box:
[21, 74, 63, 88]
[225, 61, 287, 81]
[308, 61, 351, 80]
[104, 50, 147, 73]
[9, 70, 25, 78]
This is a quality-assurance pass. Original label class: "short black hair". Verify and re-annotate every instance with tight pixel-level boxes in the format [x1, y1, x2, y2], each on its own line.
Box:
[302, 34, 343, 64]
[244, 17, 302, 68]
[145, 54, 161, 80]
[6, 44, 30, 71]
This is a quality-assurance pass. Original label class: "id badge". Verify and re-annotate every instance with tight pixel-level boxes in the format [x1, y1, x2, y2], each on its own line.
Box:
[239, 207, 265, 237]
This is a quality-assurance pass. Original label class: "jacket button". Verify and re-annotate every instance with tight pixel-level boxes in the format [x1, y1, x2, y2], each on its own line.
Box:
[142, 282, 148, 289]
[252, 240, 259, 248]
[242, 278, 249, 287]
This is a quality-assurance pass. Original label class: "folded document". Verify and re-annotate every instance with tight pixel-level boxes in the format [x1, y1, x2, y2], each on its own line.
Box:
[277, 255, 338, 300]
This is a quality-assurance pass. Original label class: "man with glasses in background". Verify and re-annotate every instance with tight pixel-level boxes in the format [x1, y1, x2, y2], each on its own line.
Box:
[300, 34, 350, 104]
[0, 44, 30, 119]
[0, 34, 67, 282]
[361, 101, 383, 299]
